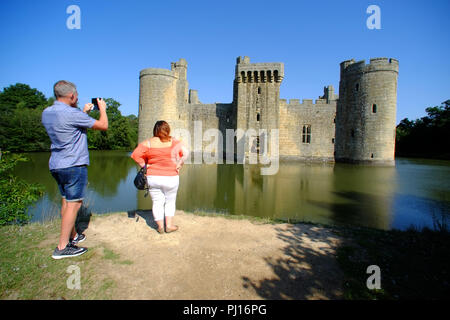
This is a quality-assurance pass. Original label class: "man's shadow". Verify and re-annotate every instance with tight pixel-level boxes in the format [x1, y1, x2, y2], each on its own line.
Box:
[127, 209, 159, 231]
[75, 205, 92, 235]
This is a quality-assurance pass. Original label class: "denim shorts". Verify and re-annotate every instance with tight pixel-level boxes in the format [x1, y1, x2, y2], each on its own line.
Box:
[50, 165, 88, 202]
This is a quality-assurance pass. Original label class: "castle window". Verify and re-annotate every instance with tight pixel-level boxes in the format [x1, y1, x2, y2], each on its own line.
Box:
[333, 118, 336, 123]
[372, 104, 377, 113]
[371, 153, 374, 158]
[260, 71, 265, 82]
[258, 87, 261, 94]
[351, 129, 355, 138]
[256, 113, 260, 122]
[241, 71, 246, 82]
[355, 83, 359, 92]
[254, 71, 258, 82]
[332, 138, 335, 144]
[302, 125, 311, 144]
[274, 70, 279, 82]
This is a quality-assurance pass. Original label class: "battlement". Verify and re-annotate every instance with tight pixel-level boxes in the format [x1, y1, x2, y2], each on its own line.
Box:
[285, 98, 336, 106]
[340, 57, 399, 75]
[235, 56, 284, 83]
[236, 56, 251, 64]
[139, 68, 178, 79]
[171, 58, 187, 70]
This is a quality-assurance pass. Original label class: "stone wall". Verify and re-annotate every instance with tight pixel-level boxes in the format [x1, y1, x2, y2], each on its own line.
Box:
[279, 99, 336, 161]
[335, 58, 399, 165]
[138, 56, 398, 166]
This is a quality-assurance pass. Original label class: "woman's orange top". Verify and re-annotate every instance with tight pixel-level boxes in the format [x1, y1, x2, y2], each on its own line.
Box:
[131, 138, 183, 176]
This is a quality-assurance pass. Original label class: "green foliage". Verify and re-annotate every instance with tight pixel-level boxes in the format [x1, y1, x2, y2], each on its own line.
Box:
[0, 83, 47, 112]
[0, 152, 44, 226]
[0, 83, 52, 152]
[396, 100, 450, 159]
[87, 98, 138, 150]
[0, 83, 138, 152]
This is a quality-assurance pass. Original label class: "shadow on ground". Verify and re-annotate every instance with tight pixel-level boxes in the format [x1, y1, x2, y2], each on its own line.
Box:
[242, 224, 344, 300]
[127, 209, 159, 231]
[75, 205, 92, 235]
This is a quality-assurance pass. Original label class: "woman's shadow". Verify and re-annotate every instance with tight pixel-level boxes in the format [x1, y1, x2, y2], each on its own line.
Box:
[74, 206, 159, 234]
[127, 209, 159, 231]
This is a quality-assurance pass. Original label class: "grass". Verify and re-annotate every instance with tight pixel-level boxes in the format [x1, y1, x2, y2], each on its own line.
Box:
[0, 217, 119, 300]
[1, 210, 449, 300]
[333, 224, 450, 299]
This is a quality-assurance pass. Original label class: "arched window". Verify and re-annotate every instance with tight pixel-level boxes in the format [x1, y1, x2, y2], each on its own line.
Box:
[274, 70, 279, 81]
[241, 71, 246, 82]
[258, 87, 261, 94]
[257, 113, 260, 121]
[302, 125, 311, 144]
[372, 104, 377, 113]
[254, 71, 258, 82]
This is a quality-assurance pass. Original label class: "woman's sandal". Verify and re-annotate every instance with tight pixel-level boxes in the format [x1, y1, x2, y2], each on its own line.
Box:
[165, 225, 179, 233]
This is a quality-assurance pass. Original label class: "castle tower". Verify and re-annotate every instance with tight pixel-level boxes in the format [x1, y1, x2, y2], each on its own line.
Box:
[335, 58, 399, 165]
[138, 58, 188, 143]
[234, 56, 284, 161]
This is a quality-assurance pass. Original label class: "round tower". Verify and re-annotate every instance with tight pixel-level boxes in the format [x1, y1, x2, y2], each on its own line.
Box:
[138, 59, 188, 143]
[335, 57, 399, 165]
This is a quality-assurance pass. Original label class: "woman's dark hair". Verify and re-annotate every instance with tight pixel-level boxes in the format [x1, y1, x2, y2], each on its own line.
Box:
[153, 120, 171, 142]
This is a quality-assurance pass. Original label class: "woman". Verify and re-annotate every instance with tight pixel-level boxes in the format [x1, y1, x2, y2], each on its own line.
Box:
[131, 120, 189, 234]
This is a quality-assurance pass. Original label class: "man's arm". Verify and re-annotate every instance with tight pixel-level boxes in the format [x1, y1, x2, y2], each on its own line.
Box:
[84, 98, 108, 131]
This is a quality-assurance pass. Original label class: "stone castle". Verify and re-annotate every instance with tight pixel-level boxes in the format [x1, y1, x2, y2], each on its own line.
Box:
[138, 56, 399, 165]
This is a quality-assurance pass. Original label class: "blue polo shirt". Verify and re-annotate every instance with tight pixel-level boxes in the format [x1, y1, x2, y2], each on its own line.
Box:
[42, 101, 96, 170]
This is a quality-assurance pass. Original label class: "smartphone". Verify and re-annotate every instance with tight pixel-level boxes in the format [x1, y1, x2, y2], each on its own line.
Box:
[91, 98, 100, 111]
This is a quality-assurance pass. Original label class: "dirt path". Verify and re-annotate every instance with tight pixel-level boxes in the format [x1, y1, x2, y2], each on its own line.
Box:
[80, 210, 345, 299]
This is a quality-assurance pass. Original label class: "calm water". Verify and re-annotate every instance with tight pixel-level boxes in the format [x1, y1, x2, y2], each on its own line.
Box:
[13, 151, 450, 231]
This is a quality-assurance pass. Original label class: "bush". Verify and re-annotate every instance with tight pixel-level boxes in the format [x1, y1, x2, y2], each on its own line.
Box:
[0, 152, 44, 225]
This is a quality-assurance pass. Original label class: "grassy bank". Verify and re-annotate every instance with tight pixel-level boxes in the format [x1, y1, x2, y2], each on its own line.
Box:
[0, 215, 126, 299]
[1, 210, 449, 300]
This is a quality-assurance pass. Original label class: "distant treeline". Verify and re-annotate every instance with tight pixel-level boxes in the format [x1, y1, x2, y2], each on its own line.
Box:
[0, 83, 138, 152]
[396, 100, 450, 160]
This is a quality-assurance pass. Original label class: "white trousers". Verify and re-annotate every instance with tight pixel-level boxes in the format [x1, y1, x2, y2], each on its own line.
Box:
[146, 175, 180, 221]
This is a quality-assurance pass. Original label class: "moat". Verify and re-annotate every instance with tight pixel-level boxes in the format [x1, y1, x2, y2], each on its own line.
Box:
[15, 151, 450, 231]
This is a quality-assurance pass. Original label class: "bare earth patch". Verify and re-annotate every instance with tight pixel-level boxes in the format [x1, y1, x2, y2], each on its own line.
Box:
[78, 210, 344, 300]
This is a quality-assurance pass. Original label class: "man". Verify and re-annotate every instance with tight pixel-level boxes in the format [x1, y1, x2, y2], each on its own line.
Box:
[42, 80, 108, 259]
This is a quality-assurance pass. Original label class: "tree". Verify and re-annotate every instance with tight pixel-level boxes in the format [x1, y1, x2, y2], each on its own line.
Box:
[0, 84, 51, 152]
[0, 83, 47, 111]
[0, 83, 138, 152]
[0, 152, 44, 225]
[396, 100, 450, 159]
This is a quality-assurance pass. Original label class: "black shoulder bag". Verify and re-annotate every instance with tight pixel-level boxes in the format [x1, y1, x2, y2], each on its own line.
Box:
[134, 164, 148, 190]
[133, 140, 150, 196]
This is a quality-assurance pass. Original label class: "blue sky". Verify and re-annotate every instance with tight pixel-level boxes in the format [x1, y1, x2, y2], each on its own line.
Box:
[0, 0, 448, 123]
